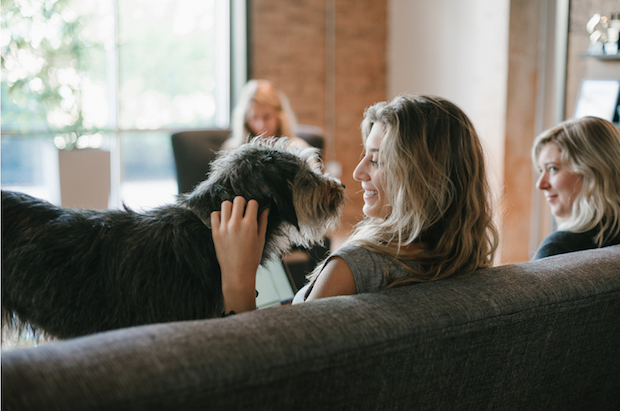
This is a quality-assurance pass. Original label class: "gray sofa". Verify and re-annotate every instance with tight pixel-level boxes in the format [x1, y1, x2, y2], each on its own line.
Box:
[3, 245, 620, 410]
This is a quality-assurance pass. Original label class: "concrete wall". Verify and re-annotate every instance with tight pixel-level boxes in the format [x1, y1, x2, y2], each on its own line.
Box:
[388, 0, 509, 262]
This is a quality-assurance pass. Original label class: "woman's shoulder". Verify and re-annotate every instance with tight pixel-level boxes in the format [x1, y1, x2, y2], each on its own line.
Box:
[331, 244, 419, 293]
[330, 244, 393, 266]
[609, 229, 620, 246]
[293, 244, 422, 303]
[330, 244, 370, 257]
[532, 230, 597, 260]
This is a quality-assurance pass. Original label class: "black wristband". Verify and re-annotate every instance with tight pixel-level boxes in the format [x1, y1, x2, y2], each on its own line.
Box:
[221, 290, 258, 317]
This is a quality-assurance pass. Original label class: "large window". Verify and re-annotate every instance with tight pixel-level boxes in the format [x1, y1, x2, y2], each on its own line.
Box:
[1, 0, 245, 209]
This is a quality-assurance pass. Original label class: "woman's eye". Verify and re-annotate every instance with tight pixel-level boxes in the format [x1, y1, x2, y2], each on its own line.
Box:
[549, 166, 558, 173]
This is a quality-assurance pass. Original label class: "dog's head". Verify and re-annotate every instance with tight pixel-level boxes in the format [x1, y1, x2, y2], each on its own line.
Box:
[182, 138, 347, 259]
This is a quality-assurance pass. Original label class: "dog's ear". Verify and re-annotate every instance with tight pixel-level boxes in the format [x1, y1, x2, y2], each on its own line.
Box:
[254, 155, 301, 230]
[182, 181, 233, 226]
[268, 181, 299, 230]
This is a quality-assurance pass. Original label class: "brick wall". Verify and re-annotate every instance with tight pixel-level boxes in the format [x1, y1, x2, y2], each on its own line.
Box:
[250, 0, 387, 235]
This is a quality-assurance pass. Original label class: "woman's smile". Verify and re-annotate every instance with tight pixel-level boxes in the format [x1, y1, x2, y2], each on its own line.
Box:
[353, 123, 390, 219]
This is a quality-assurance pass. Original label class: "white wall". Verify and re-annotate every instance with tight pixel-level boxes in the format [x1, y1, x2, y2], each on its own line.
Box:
[388, 0, 510, 216]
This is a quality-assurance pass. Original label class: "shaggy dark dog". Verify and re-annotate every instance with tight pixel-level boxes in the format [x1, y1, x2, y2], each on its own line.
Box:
[1, 138, 346, 339]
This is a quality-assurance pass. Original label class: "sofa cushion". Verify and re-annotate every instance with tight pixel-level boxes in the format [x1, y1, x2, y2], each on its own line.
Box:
[2, 245, 620, 410]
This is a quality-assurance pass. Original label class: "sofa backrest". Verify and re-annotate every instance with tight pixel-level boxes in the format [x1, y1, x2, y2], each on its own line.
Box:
[3, 245, 620, 411]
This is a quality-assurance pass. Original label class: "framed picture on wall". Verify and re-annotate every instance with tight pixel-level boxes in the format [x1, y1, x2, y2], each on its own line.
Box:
[574, 79, 620, 122]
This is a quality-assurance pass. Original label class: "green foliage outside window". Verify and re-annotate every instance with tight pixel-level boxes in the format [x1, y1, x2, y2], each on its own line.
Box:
[1, 0, 103, 148]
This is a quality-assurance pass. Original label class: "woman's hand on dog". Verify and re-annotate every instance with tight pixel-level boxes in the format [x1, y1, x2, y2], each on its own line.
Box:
[211, 196, 269, 314]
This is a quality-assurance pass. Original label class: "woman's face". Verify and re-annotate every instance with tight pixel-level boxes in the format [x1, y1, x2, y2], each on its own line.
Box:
[536, 143, 583, 223]
[246, 100, 280, 138]
[353, 123, 390, 219]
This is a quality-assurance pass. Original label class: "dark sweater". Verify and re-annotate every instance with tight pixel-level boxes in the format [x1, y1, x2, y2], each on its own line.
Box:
[533, 227, 620, 260]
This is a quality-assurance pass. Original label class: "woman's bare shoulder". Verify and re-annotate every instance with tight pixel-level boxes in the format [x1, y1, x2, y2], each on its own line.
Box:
[305, 256, 356, 301]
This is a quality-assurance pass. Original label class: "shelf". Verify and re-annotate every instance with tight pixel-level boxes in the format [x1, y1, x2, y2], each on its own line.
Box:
[580, 53, 620, 61]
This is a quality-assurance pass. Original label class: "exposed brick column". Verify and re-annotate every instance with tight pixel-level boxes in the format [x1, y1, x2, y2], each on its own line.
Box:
[250, 0, 387, 237]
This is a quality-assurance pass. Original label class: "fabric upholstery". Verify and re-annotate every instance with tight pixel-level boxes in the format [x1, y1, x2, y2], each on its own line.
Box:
[2, 245, 620, 410]
[171, 126, 325, 195]
[171, 129, 230, 194]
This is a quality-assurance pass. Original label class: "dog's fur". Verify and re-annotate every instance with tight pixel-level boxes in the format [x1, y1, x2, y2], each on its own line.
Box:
[1, 138, 346, 340]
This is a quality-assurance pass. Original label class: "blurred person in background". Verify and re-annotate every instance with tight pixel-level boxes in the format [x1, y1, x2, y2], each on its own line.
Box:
[221, 79, 310, 150]
[532, 116, 620, 259]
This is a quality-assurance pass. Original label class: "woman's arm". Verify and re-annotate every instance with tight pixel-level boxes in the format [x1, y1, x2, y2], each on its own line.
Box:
[305, 256, 357, 301]
[211, 196, 355, 310]
[210, 196, 269, 314]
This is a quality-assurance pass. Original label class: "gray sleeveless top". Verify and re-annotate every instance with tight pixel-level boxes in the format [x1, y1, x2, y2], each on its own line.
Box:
[293, 245, 420, 302]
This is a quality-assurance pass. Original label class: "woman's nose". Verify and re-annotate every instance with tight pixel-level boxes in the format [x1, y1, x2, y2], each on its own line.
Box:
[536, 172, 549, 190]
[353, 160, 367, 181]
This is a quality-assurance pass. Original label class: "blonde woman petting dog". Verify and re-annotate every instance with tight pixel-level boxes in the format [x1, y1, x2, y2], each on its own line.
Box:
[211, 95, 499, 315]
[531, 116, 620, 259]
[221, 79, 310, 150]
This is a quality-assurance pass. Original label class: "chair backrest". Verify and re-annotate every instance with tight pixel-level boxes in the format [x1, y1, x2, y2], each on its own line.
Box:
[171, 129, 230, 194]
[296, 125, 324, 152]
[171, 126, 325, 195]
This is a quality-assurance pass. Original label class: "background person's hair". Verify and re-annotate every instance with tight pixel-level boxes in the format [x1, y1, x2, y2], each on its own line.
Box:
[231, 79, 297, 144]
[312, 94, 499, 285]
[531, 116, 620, 246]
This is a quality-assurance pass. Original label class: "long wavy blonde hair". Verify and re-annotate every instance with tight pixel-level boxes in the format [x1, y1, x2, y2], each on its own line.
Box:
[531, 116, 620, 246]
[313, 95, 499, 286]
[231, 79, 297, 144]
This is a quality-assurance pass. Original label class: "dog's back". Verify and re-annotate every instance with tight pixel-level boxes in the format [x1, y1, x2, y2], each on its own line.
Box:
[1, 139, 346, 340]
[2, 190, 223, 339]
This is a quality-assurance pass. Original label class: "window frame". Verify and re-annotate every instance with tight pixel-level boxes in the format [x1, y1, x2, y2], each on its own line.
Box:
[1, 0, 248, 209]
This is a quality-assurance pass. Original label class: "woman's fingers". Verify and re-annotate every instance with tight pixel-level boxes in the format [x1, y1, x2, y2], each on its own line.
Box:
[210, 210, 221, 230]
[244, 198, 259, 217]
[210, 197, 267, 235]
[220, 199, 233, 223]
[244, 199, 262, 232]
[231, 196, 247, 220]
[258, 207, 269, 239]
